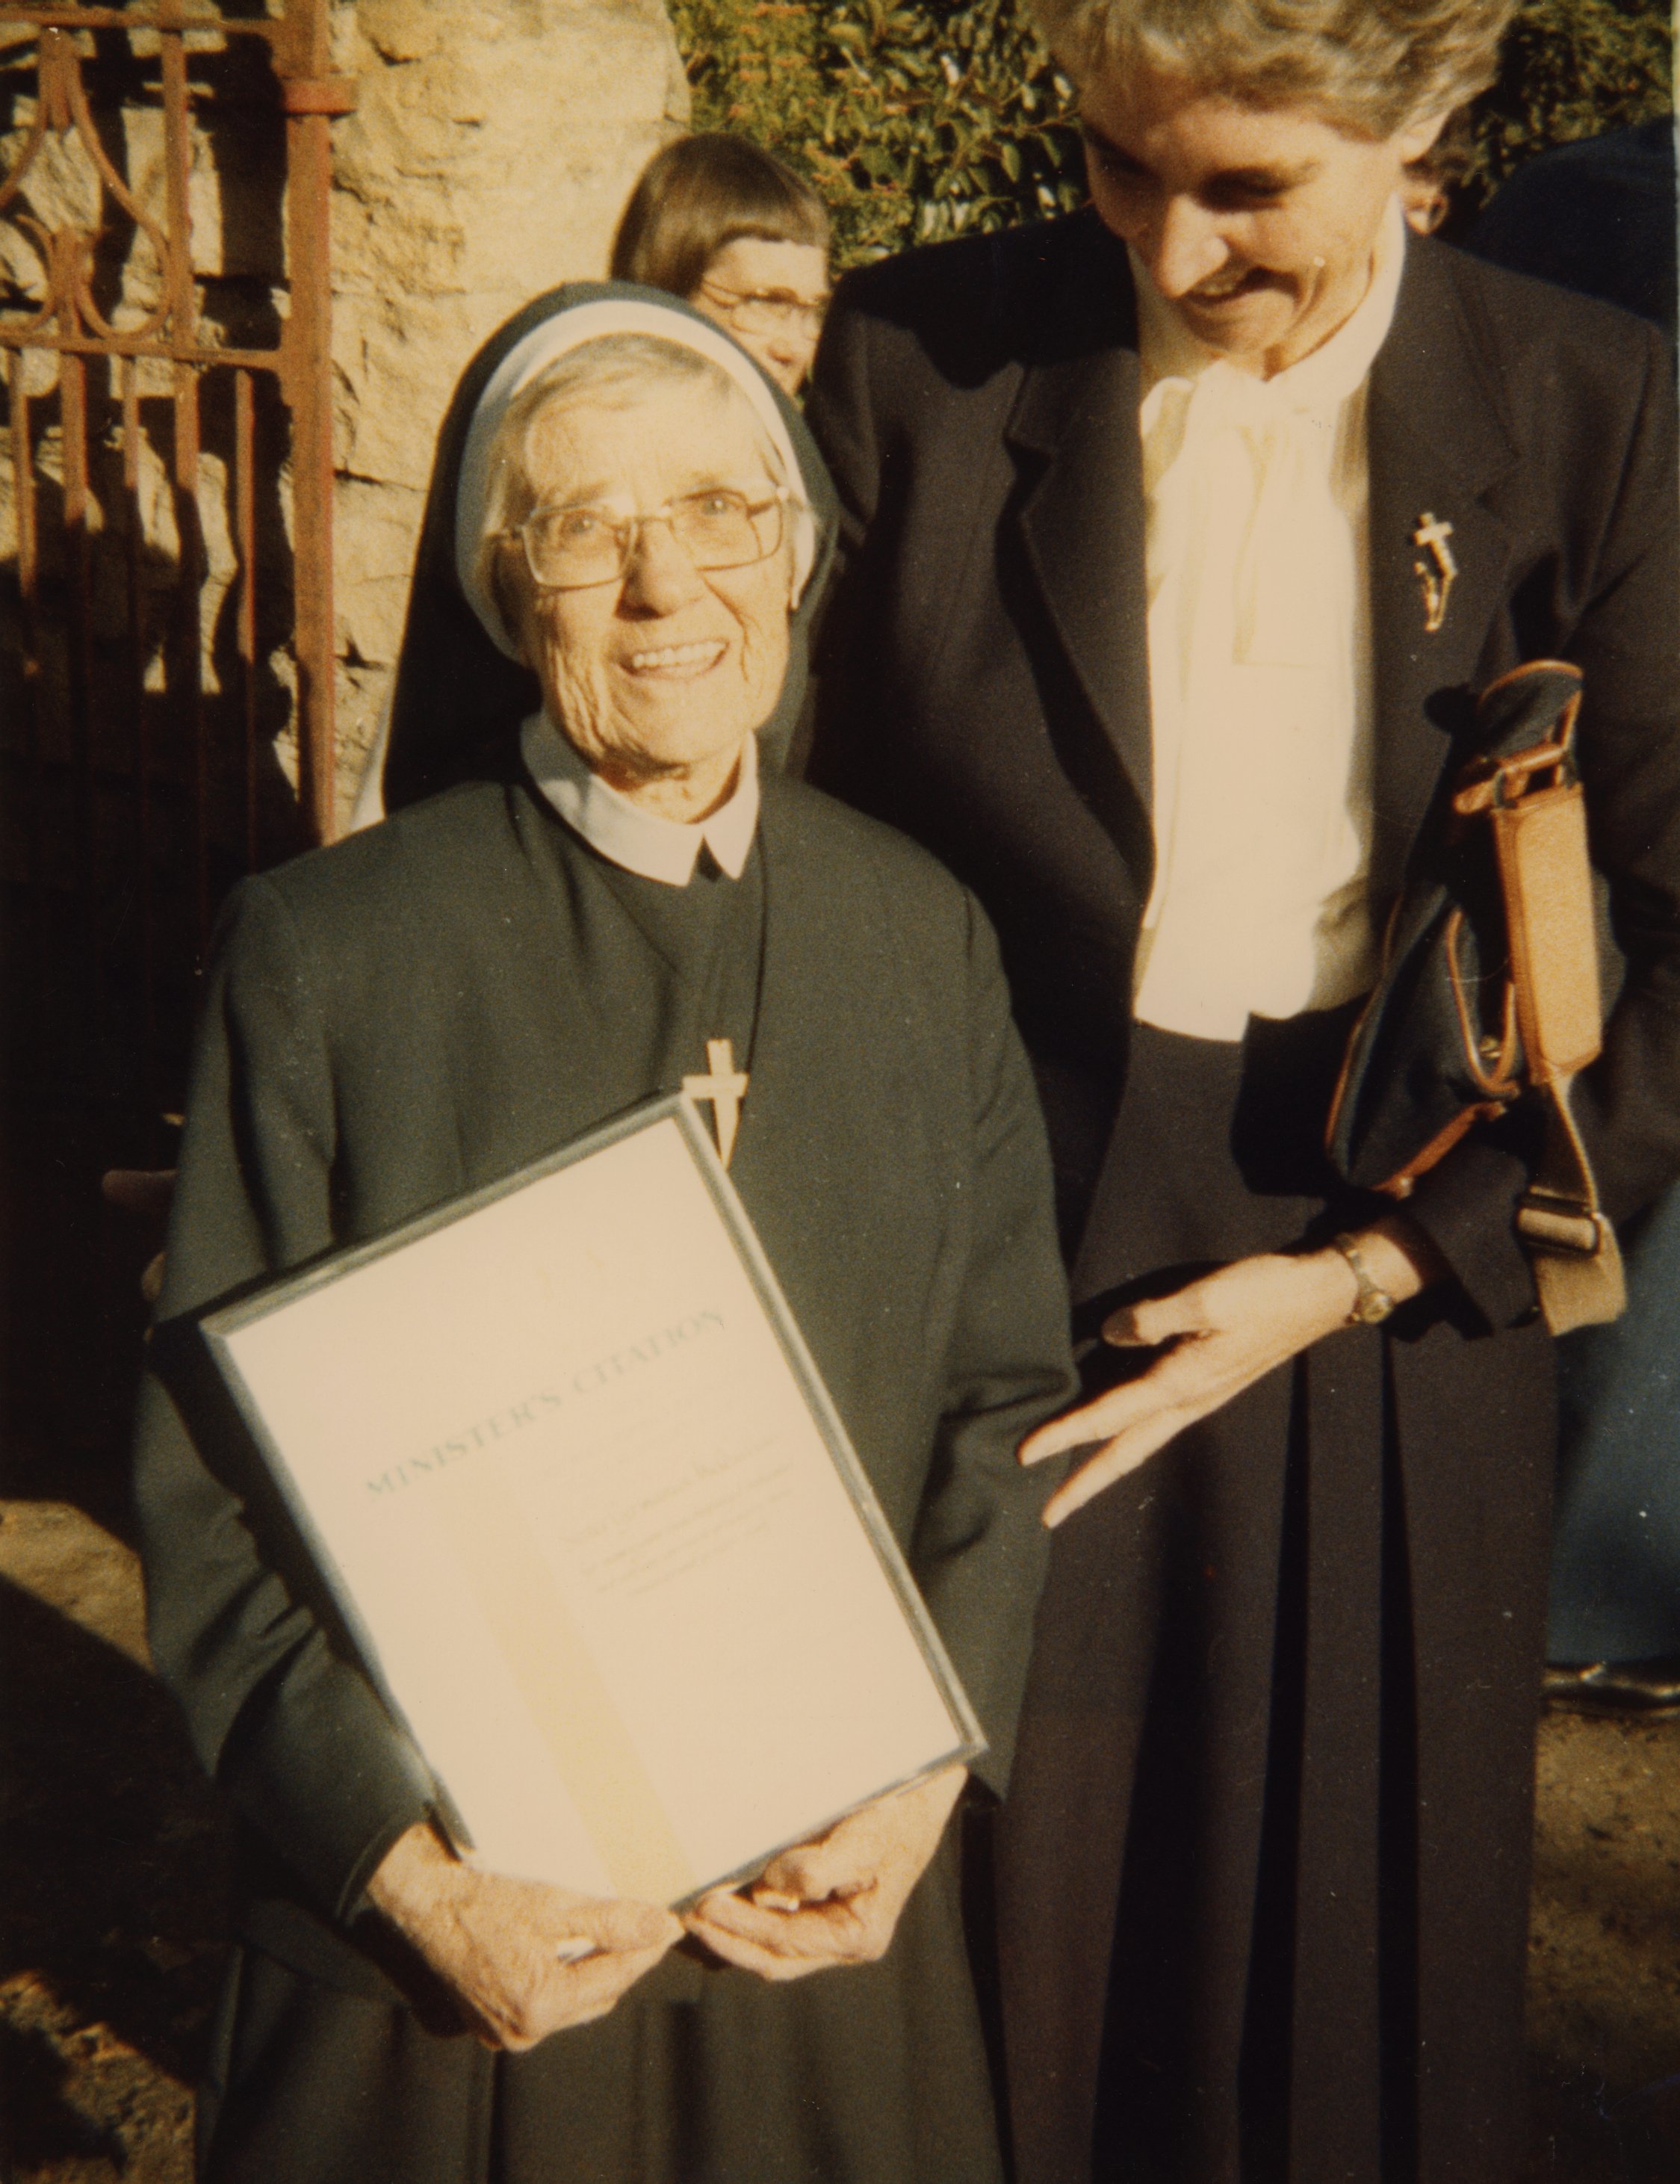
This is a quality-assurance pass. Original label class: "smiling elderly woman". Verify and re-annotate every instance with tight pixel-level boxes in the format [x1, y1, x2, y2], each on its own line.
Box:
[480, 335, 801, 818]
[805, 0, 1680, 2179]
[133, 291, 1075, 2184]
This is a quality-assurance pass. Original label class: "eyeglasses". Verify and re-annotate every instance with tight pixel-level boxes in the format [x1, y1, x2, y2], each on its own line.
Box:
[507, 487, 795, 591]
[695, 280, 830, 340]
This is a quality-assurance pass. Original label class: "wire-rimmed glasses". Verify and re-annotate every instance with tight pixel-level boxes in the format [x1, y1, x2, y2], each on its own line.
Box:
[695, 281, 830, 341]
[508, 486, 794, 591]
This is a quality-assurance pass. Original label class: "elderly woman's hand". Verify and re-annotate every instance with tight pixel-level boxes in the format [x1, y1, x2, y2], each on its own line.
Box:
[1021, 1217, 1446, 1526]
[682, 1765, 966, 1981]
[368, 1822, 682, 2050]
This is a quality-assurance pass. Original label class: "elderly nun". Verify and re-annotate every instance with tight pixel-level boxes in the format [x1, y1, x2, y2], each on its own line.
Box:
[134, 287, 1076, 2184]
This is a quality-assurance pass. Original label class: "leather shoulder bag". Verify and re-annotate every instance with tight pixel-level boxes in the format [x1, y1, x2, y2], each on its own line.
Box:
[1325, 658, 1625, 1334]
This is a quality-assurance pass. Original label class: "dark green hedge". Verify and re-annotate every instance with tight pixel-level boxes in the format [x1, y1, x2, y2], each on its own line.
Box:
[1469, 0, 1674, 197]
[669, 0, 1673, 266]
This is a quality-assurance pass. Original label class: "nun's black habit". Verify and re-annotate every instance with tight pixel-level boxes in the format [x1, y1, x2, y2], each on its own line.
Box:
[133, 288, 1074, 2184]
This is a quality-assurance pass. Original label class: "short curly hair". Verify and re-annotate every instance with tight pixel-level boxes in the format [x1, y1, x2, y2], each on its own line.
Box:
[1030, 0, 1516, 136]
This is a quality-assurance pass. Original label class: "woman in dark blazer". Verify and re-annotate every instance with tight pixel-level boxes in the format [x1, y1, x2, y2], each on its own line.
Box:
[802, 0, 1680, 2177]
[1467, 122, 1680, 1697]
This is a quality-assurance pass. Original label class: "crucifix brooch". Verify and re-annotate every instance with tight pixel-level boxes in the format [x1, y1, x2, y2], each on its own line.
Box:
[1412, 511, 1457, 634]
[684, 1038, 749, 1167]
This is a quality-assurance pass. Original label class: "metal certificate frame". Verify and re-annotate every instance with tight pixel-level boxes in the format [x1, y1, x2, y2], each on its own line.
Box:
[201, 1092, 985, 1904]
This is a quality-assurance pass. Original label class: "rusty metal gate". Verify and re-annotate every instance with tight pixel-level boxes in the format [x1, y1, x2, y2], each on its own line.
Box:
[1, 0, 350, 1450]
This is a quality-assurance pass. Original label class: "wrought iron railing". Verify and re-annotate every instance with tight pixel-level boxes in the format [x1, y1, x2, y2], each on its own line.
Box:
[0, 0, 351, 1442]
[1, 0, 347, 1064]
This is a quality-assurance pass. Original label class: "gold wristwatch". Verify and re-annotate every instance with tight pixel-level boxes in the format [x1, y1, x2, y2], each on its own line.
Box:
[1330, 1231, 1396, 1326]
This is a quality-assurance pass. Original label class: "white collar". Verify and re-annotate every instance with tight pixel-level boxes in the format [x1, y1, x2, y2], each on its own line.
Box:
[1133, 194, 1407, 415]
[521, 711, 760, 885]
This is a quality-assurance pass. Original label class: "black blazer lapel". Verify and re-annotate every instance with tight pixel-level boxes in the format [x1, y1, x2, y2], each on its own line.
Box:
[1366, 239, 1521, 893]
[1004, 225, 1155, 821]
[992, 230, 1523, 910]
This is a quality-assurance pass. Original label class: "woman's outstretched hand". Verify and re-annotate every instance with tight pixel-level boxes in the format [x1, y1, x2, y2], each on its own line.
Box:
[1020, 1221, 1443, 1528]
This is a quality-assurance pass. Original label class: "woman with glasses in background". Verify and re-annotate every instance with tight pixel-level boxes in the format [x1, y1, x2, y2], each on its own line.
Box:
[610, 134, 832, 398]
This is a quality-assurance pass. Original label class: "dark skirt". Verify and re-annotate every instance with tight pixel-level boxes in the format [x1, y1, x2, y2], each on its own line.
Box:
[996, 1018, 1556, 2184]
[196, 1835, 1004, 2184]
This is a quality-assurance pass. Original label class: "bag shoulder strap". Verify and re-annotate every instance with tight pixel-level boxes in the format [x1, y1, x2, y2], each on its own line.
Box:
[1452, 662, 1624, 1332]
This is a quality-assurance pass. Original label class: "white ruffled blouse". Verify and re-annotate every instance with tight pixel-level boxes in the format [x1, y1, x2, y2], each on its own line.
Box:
[1130, 197, 1407, 1042]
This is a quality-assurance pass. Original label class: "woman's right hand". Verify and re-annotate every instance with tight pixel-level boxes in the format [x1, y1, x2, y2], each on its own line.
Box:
[1019, 1217, 1443, 1527]
[367, 1822, 682, 2050]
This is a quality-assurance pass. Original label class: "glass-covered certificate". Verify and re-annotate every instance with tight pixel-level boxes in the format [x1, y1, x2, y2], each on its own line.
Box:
[202, 1096, 983, 1908]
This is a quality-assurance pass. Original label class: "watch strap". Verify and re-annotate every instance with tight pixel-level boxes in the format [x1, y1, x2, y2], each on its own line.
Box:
[1330, 1231, 1396, 1326]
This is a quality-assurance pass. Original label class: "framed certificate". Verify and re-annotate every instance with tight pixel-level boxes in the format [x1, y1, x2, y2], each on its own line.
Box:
[202, 1096, 984, 1907]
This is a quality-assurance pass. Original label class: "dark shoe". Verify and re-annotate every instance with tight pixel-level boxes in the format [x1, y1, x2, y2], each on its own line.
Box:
[1543, 1657, 1680, 1714]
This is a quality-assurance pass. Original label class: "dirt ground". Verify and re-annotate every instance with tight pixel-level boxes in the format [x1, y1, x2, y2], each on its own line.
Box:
[3, 1487, 1679, 2183]
[1527, 1711, 1680, 2180]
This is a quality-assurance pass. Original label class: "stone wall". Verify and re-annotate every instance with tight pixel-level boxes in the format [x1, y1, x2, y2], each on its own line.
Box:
[327, 0, 690, 820]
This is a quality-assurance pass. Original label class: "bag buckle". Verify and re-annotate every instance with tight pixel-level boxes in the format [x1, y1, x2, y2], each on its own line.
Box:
[1516, 1190, 1613, 1258]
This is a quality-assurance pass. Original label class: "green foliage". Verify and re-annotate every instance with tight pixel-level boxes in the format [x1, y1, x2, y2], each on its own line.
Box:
[671, 0, 1673, 267]
[1462, 0, 1673, 204]
[671, 0, 1084, 263]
